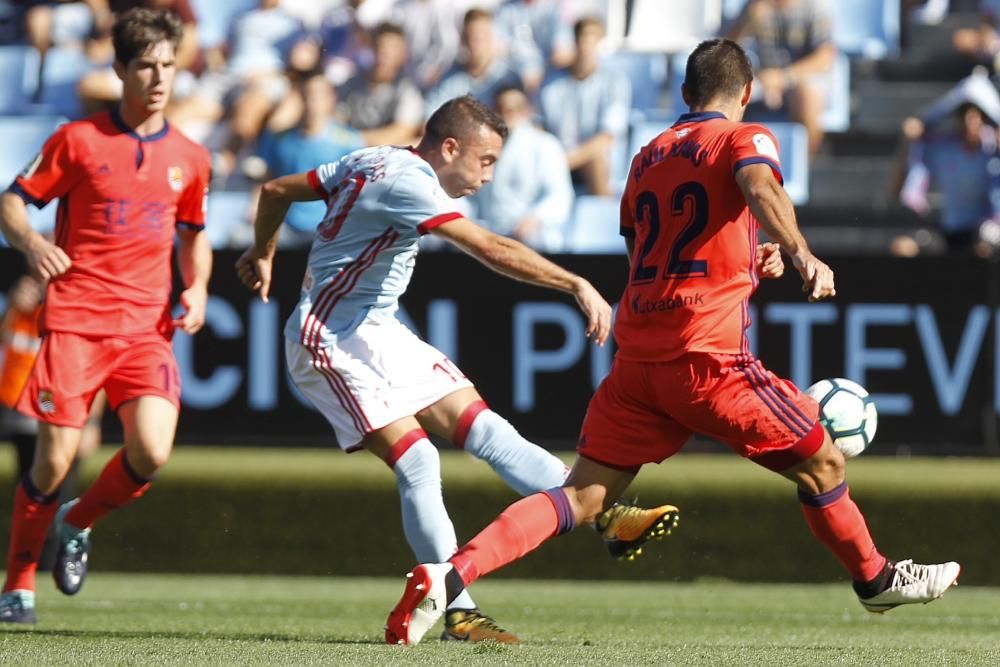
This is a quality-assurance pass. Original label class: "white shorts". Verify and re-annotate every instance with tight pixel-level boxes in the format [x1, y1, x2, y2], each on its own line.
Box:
[285, 318, 473, 450]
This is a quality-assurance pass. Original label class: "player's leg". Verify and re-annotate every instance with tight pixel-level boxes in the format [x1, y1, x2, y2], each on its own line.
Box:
[285, 338, 496, 629]
[416, 387, 569, 496]
[781, 433, 960, 611]
[50, 395, 173, 596]
[0, 422, 83, 623]
[2, 332, 98, 623]
[386, 360, 684, 645]
[359, 417, 492, 626]
[691, 356, 959, 612]
[385, 456, 637, 646]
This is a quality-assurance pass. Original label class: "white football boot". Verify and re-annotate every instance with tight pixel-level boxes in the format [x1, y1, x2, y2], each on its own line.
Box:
[858, 559, 961, 613]
[385, 563, 450, 645]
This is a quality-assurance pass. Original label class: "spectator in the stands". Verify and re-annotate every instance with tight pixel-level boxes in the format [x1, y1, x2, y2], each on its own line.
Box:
[255, 72, 364, 245]
[167, 0, 305, 178]
[23, 0, 112, 101]
[537, 15, 629, 197]
[890, 70, 1000, 257]
[726, 0, 836, 156]
[952, 0, 1000, 68]
[338, 22, 425, 146]
[392, 0, 461, 91]
[494, 0, 575, 92]
[423, 8, 522, 117]
[468, 84, 574, 252]
[76, 0, 199, 113]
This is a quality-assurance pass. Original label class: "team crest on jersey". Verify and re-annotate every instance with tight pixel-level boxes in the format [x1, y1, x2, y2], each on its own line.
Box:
[36, 389, 55, 414]
[168, 166, 184, 192]
[20, 151, 43, 179]
[752, 133, 780, 162]
[675, 128, 690, 139]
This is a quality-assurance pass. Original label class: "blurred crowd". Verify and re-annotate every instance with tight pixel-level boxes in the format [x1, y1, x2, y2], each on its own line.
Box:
[2, 0, 1000, 257]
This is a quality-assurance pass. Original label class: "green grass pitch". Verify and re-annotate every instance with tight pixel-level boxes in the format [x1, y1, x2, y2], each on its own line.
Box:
[1, 573, 998, 665]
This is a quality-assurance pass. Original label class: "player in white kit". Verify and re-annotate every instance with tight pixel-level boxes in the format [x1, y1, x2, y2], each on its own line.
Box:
[236, 96, 670, 643]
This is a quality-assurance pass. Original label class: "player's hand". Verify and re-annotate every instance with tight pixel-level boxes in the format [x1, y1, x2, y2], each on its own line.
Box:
[173, 283, 208, 334]
[792, 253, 836, 302]
[236, 246, 274, 303]
[756, 242, 784, 279]
[25, 235, 71, 281]
[572, 278, 612, 346]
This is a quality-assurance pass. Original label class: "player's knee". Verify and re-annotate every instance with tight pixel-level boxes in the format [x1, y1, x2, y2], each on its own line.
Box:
[29, 452, 73, 493]
[799, 444, 846, 493]
[127, 442, 172, 476]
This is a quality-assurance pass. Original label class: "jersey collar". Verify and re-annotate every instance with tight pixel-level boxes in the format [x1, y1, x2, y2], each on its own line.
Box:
[110, 106, 170, 142]
[672, 111, 727, 126]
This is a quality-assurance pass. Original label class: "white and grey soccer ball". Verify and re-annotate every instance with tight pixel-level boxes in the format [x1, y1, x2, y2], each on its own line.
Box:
[805, 378, 878, 458]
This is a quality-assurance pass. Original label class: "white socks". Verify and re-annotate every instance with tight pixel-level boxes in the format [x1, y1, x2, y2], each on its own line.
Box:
[392, 436, 477, 611]
[461, 409, 570, 496]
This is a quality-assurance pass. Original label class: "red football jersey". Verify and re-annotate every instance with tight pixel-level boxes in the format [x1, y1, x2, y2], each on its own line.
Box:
[614, 111, 783, 362]
[11, 109, 210, 337]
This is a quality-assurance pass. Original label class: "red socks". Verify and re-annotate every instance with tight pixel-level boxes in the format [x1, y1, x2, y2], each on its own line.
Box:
[799, 482, 887, 582]
[64, 449, 151, 530]
[450, 489, 574, 586]
[3, 480, 59, 593]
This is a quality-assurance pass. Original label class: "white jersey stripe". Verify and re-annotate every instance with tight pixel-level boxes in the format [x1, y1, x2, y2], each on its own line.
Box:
[301, 228, 397, 348]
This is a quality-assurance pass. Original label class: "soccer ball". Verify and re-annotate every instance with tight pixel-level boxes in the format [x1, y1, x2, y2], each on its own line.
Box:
[804, 378, 877, 458]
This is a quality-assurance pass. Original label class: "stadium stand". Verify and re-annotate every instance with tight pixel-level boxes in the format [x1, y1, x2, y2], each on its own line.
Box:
[0, 0, 995, 256]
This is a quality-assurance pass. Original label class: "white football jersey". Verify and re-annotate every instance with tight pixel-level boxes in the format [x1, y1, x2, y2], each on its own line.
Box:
[285, 145, 462, 347]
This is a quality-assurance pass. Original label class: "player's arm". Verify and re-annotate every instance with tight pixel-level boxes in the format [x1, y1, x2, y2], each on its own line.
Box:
[235, 172, 324, 302]
[0, 191, 71, 280]
[432, 217, 612, 345]
[735, 163, 834, 301]
[174, 227, 212, 334]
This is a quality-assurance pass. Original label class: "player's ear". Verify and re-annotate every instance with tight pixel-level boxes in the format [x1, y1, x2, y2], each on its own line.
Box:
[441, 137, 460, 163]
[740, 81, 752, 108]
[680, 82, 691, 109]
[112, 60, 127, 83]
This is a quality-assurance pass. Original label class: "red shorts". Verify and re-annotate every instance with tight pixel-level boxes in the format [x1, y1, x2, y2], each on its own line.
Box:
[578, 353, 823, 472]
[15, 331, 180, 428]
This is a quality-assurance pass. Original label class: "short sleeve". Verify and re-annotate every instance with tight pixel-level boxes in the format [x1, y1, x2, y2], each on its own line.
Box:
[809, 0, 834, 48]
[9, 126, 78, 208]
[730, 125, 783, 184]
[384, 166, 463, 235]
[619, 154, 639, 238]
[307, 158, 350, 198]
[176, 151, 211, 231]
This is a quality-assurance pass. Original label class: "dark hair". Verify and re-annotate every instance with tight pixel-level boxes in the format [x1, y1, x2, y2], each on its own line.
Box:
[372, 21, 405, 42]
[573, 15, 604, 41]
[112, 8, 183, 65]
[424, 94, 508, 145]
[463, 8, 493, 28]
[493, 82, 527, 106]
[683, 38, 753, 108]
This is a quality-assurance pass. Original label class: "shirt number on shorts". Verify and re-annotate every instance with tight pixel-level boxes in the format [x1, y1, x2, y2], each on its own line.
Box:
[631, 181, 710, 284]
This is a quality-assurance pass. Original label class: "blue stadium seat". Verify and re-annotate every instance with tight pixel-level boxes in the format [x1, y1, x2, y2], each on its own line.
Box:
[0, 46, 32, 115]
[565, 196, 625, 254]
[0, 116, 67, 236]
[820, 51, 851, 132]
[22, 47, 95, 119]
[832, 0, 900, 59]
[603, 52, 668, 114]
[190, 0, 258, 49]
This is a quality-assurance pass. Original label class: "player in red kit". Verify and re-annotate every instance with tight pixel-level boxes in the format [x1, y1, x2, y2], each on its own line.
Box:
[385, 39, 962, 645]
[0, 8, 211, 624]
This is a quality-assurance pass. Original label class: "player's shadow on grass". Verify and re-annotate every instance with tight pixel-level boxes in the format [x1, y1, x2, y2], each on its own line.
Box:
[7, 628, 382, 645]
